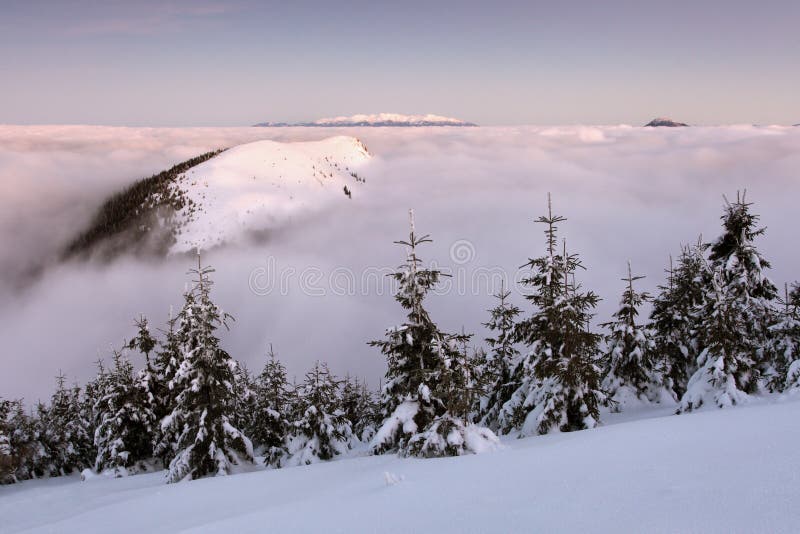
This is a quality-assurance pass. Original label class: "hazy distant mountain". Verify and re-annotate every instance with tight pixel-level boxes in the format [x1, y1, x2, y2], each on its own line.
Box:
[645, 117, 689, 127]
[65, 136, 371, 259]
[255, 113, 477, 127]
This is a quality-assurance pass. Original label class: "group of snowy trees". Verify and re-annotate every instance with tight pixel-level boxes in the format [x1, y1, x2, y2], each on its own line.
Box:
[2, 192, 799, 485]
[368, 194, 799, 453]
[0, 258, 380, 485]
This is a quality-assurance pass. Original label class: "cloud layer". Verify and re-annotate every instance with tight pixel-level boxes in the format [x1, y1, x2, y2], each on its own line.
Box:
[1, 124, 799, 403]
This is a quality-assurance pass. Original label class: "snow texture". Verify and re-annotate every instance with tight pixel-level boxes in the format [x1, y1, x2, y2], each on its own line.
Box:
[2, 397, 799, 533]
[170, 136, 371, 253]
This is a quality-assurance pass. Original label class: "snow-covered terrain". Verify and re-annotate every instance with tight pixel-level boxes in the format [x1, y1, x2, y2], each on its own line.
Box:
[2, 397, 798, 533]
[254, 113, 477, 127]
[170, 136, 370, 253]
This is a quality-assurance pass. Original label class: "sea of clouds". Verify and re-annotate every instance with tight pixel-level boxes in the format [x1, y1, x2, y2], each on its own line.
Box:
[1, 124, 798, 403]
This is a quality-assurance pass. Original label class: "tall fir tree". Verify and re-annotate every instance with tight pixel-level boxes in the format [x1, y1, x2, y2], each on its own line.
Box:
[601, 262, 669, 408]
[479, 285, 521, 431]
[285, 361, 351, 466]
[161, 257, 253, 483]
[93, 349, 156, 476]
[500, 196, 605, 435]
[370, 211, 499, 457]
[251, 345, 292, 467]
[678, 193, 778, 412]
[649, 242, 707, 399]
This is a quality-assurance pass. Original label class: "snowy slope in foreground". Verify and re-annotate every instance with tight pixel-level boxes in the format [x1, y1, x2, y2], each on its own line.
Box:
[2, 399, 799, 533]
[171, 136, 370, 253]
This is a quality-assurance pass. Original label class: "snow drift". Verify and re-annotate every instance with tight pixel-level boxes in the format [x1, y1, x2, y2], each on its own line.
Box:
[1, 397, 798, 533]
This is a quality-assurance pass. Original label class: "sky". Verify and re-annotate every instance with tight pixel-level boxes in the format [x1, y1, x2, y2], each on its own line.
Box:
[0, 0, 798, 126]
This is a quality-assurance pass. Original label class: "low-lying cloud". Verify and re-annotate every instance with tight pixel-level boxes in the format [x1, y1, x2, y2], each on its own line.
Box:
[1, 124, 799, 403]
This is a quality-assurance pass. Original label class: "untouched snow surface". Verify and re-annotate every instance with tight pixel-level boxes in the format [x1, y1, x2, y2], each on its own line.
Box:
[170, 136, 370, 253]
[2, 398, 798, 533]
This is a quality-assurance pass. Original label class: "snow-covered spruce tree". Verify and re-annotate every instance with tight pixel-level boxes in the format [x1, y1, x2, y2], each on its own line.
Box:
[0, 399, 35, 485]
[285, 361, 351, 466]
[37, 375, 94, 476]
[93, 349, 156, 476]
[499, 197, 605, 436]
[7, 401, 44, 481]
[601, 262, 670, 409]
[127, 315, 163, 428]
[151, 310, 183, 466]
[0, 398, 13, 484]
[82, 360, 108, 456]
[161, 257, 253, 483]
[678, 194, 778, 412]
[251, 346, 291, 467]
[403, 330, 500, 458]
[370, 211, 498, 457]
[479, 286, 521, 431]
[340, 375, 376, 443]
[769, 283, 800, 393]
[231, 362, 257, 441]
[0, 399, 37, 484]
[649, 242, 707, 399]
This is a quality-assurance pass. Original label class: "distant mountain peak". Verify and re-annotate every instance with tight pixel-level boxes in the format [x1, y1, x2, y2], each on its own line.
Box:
[645, 117, 689, 127]
[255, 113, 477, 127]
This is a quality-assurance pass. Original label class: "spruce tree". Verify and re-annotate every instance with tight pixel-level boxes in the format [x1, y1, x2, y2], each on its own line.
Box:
[162, 257, 253, 483]
[9, 401, 44, 481]
[369, 211, 455, 454]
[0, 399, 36, 484]
[231, 362, 257, 440]
[151, 310, 182, 466]
[0, 398, 13, 484]
[500, 197, 605, 435]
[769, 283, 800, 392]
[285, 361, 351, 466]
[38, 375, 94, 476]
[127, 315, 162, 432]
[251, 346, 291, 467]
[601, 262, 668, 408]
[370, 211, 498, 457]
[93, 349, 156, 476]
[649, 243, 706, 399]
[479, 286, 521, 431]
[678, 194, 778, 412]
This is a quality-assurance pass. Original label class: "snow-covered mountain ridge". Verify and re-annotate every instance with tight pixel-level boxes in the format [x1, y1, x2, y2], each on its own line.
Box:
[254, 113, 477, 127]
[169, 136, 370, 253]
[65, 136, 371, 258]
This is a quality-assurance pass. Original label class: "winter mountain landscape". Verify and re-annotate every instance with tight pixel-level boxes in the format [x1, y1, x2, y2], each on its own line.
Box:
[2, 2, 800, 533]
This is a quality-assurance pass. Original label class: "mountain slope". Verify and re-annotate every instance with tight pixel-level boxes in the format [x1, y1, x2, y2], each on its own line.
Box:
[65, 136, 370, 258]
[2, 398, 798, 533]
[169, 136, 370, 253]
